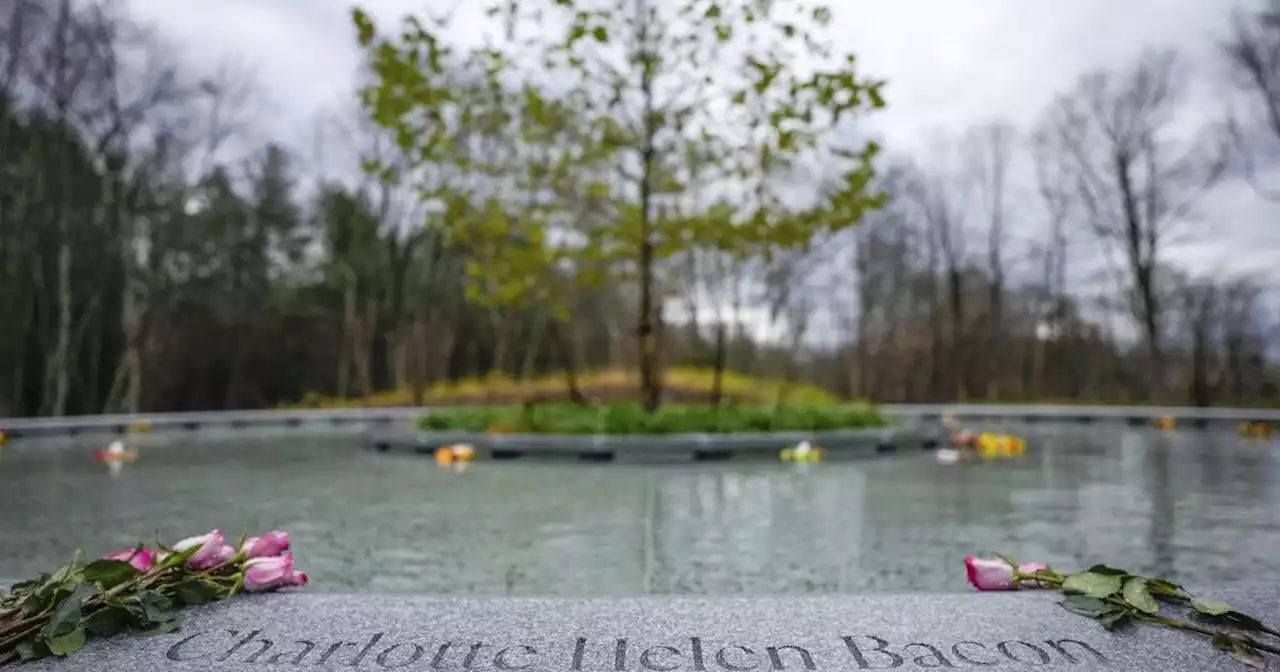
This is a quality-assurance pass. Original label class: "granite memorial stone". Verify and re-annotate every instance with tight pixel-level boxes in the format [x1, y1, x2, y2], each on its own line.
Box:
[26, 585, 1280, 671]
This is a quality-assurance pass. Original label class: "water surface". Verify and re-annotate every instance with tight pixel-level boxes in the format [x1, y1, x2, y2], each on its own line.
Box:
[1, 426, 1277, 595]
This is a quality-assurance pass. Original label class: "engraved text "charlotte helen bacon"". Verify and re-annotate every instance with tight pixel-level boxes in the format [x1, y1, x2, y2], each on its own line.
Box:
[165, 632, 1111, 669]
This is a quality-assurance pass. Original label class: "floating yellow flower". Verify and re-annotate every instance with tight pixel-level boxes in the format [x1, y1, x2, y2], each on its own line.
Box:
[0, 430, 7, 445]
[434, 443, 477, 467]
[1237, 421, 1273, 439]
[975, 433, 1026, 459]
[780, 440, 823, 463]
[1154, 416, 1176, 431]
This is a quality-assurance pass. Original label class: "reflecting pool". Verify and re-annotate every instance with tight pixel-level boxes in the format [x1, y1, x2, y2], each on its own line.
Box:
[1, 425, 1277, 595]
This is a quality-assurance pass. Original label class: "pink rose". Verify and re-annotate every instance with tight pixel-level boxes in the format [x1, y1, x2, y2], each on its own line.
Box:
[964, 556, 1049, 591]
[241, 531, 290, 558]
[173, 529, 237, 569]
[243, 553, 308, 592]
[104, 548, 153, 571]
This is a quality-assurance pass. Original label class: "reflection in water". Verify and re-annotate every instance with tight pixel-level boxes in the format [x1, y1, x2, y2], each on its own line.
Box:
[0, 426, 1277, 595]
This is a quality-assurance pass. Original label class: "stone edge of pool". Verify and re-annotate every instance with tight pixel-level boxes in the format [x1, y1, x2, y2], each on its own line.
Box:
[18, 584, 1280, 671]
[364, 426, 944, 461]
[4, 402, 1277, 440]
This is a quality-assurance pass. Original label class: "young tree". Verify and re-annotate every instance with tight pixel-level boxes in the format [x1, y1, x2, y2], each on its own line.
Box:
[352, 0, 887, 411]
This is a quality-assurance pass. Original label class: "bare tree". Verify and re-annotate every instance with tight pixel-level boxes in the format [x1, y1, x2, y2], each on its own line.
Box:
[1038, 49, 1227, 400]
[1223, 0, 1280, 200]
[963, 120, 1016, 398]
[88, 6, 246, 414]
[1029, 121, 1077, 394]
[1218, 276, 1266, 404]
[902, 147, 971, 399]
[1173, 273, 1219, 407]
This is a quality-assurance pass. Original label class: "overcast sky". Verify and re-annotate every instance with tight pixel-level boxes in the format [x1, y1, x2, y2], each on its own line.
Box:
[125, 0, 1279, 340]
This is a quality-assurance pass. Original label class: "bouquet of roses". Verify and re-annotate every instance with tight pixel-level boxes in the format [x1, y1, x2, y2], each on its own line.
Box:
[0, 529, 306, 666]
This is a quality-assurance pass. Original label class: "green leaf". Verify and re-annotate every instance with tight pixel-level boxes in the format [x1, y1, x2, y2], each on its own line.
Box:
[134, 590, 176, 623]
[1229, 644, 1266, 669]
[1062, 572, 1123, 598]
[704, 4, 721, 18]
[1227, 611, 1265, 631]
[1121, 578, 1159, 614]
[135, 620, 180, 637]
[42, 583, 96, 637]
[21, 587, 54, 615]
[49, 562, 75, 585]
[1148, 578, 1183, 596]
[352, 8, 376, 46]
[46, 627, 86, 656]
[16, 640, 47, 661]
[1085, 564, 1129, 576]
[173, 579, 222, 606]
[1060, 594, 1110, 618]
[1191, 598, 1234, 616]
[82, 559, 140, 591]
[1098, 610, 1129, 630]
[591, 26, 608, 42]
[84, 605, 133, 637]
[1213, 635, 1265, 669]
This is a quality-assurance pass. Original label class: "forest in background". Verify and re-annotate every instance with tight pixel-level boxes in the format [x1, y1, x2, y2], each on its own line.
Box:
[2, 0, 1280, 417]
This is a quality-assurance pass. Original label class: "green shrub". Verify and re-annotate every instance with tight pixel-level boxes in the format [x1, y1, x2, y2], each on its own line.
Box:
[415, 402, 887, 435]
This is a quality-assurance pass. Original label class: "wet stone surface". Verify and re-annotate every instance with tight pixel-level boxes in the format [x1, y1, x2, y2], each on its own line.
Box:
[26, 585, 1280, 671]
[0, 425, 1279, 595]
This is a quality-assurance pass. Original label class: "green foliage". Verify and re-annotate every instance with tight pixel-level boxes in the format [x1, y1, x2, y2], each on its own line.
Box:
[1061, 571, 1123, 599]
[417, 402, 885, 435]
[0, 541, 243, 664]
[1121, 578, 1159, 615]
[989, 555, 1280, 667]
[1191, 598, 1235, 617]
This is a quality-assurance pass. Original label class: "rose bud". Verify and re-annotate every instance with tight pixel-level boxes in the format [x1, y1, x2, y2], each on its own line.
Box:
[173, 529, 237, 569]
[104, 548, 153, 571]
[243, 553, 308, 592]
[964, 556, 1049, 591]
[241, 531, 290, 558]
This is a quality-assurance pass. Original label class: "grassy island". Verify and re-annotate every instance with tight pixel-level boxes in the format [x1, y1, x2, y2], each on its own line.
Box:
[417, 402, 887, 435]
[290, 368, 845, 408]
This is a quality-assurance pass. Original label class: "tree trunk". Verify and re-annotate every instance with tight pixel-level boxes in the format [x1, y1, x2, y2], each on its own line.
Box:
[520, 311, 549, 380]
[43, 235, 72, 416]
[337, 280, 356, 398]
[355, 295, 376, 396]
[489, 307, 508, 378]
[710, 322, 727, 406]
[637, 11, 661, 413]
[409, 313, 428, 406]
[552, 319, 587, 405]
[1190, 329, 1210, 408]
[946, 266, 966, 400]
[387, 324, 409, 391]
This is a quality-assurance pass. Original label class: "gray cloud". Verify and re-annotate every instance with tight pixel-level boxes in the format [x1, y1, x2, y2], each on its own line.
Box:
[126, 0, 1276, 293]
